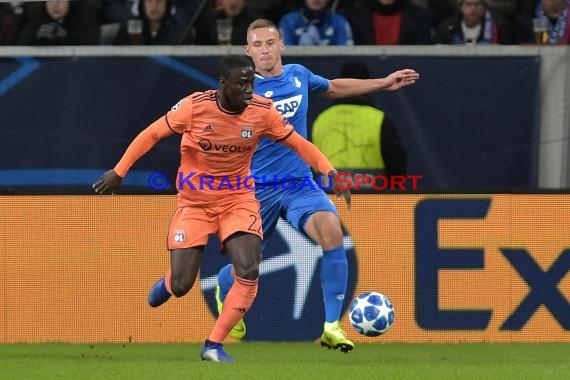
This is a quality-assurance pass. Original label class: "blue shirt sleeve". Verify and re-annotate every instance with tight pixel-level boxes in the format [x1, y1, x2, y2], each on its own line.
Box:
[305, 67, 329, 94]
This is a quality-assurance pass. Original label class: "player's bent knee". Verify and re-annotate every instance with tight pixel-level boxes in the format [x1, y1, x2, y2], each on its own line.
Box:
[308, 212, 344, 249]
[170, 278, 193, 297]
[234, 266, 259, 281]
[319, 224, 344, 250]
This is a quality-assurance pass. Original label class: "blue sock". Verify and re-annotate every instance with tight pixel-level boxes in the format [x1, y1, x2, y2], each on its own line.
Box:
[217, 263, 235, 302]
[320, 246, 348, 323]
[148, 276, 171, 307]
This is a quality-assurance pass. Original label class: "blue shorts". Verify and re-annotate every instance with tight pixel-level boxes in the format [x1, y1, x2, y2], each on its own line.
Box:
[255, 178, 338, 242]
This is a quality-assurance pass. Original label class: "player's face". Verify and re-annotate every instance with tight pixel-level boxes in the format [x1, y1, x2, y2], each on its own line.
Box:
[221, 66, 255, 110]
[245, 27, 284, 75]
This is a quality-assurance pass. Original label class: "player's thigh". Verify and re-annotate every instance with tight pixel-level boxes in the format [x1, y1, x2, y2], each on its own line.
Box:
[218, 197, 263, 241]
[170, 247, 203, 288]
[283, 181, 338, 234]
[219, 198, 263, 278]
[167, 206, 217, 250]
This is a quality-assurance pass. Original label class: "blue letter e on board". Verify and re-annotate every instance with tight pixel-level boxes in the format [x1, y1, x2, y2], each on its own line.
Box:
[414, 198, 493, 330]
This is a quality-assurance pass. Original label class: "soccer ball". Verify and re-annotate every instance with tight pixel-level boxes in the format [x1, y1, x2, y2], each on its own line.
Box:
[348, 292, 395, 337]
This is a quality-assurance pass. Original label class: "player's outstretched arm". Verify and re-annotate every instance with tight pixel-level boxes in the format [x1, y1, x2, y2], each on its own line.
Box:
[279, 132, 351, 209]
[92, 117, 174, 194]
[325, 69, 420, 98]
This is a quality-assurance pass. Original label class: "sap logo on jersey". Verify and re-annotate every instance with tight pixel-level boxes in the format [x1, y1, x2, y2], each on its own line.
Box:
[273, 95, 303, 118]
[199, 218, 357, 341]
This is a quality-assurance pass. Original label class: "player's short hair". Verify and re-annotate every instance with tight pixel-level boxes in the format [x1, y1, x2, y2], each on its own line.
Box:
[218, 54, 252, 79]
[247, 19, 281, 37]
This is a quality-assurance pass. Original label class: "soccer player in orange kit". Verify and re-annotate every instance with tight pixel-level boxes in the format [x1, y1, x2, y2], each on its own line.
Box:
[93, 54, 350, 362]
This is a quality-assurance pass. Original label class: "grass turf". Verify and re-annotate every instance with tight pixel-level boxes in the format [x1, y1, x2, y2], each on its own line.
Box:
[0, 343, 569, 380]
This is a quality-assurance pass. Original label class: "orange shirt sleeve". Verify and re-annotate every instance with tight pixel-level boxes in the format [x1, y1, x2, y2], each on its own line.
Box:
[113, 116, 174, 177]
[262, 106, 295, 142]
[114, 96, 193, 177]
[279, 131, 335, 176]
[165, 96, 193, 134]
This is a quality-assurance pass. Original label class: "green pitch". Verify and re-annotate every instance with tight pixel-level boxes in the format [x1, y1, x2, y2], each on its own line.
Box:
[1, 343, 568, 380]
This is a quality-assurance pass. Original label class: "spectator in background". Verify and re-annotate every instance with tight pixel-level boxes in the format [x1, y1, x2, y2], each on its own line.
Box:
[312, 61, 407, 191]
[115, 0, 184, 44]
[172, 0, 215, 43]
[248, 0, 301, 24]
[98, 0, 132, 44]
[3, 1, 37, 41]
[194, 0, 260, 45]
[0, 3, 19, 44]
[340, 0, 432, 45]
[17, 0, 100, 45]
[278, 0, 354, 45]
[485, 0, 518, 18]
[100, 0, 132, 24]
[516, 0, 570, 44]
[516, 0, 539, 19]
[435, 0, 514, 44]
[425, 0, 456, 31]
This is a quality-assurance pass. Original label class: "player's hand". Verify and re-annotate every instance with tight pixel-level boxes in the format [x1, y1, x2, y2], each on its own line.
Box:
[329, 170, 351, 210]
[93, 169, 123, 194]
[383, 69, 420, 91]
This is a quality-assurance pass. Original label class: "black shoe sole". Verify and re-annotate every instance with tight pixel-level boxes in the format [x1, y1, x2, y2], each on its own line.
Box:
[320, 342, 353, 353]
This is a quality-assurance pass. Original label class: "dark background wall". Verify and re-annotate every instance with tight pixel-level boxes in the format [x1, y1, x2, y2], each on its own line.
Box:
[0, 55, 540, 193]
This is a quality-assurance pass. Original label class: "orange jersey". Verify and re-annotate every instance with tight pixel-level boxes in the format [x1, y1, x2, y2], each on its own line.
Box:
[113, 90, 334, 207]
[165, 90, 293, 206]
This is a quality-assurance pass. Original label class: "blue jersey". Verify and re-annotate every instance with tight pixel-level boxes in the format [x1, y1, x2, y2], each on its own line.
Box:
[252, 64, 329, 183]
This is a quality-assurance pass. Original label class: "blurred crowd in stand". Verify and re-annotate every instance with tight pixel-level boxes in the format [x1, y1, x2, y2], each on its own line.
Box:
[1, 0, 568, 46]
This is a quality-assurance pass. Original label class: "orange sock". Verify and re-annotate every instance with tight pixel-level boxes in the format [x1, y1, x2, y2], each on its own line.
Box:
[164, 270, 173, 295]
[208, 276, 258, 343]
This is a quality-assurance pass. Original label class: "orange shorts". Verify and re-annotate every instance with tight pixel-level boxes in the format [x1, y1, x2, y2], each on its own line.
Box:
[167, 197, 263, 250]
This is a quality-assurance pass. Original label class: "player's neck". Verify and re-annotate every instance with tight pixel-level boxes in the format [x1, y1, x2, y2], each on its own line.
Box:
[255, 62, 283, 78]
[216, 91, 246, 113]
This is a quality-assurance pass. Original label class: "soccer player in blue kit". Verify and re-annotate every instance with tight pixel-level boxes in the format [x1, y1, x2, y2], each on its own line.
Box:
[148, 19, 419, 352]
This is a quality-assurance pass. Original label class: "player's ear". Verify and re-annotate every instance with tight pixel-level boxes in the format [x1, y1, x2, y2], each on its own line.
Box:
[245, 44, 251, 57]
